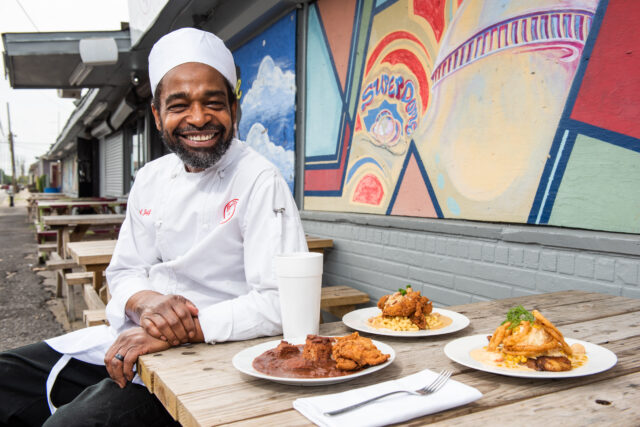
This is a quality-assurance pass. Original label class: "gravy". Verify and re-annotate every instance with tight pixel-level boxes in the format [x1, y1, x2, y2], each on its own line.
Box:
[252, 340, 356, 378]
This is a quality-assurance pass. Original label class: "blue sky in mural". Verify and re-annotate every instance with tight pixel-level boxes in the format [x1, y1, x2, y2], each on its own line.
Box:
[233, 11, 296, 192]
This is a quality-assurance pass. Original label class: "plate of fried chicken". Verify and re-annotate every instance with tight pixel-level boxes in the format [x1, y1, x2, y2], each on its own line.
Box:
[342, 286, 470, 337]
[232, 332, 395, 385]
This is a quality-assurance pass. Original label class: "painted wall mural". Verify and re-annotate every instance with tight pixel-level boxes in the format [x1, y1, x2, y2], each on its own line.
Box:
[233, 11, 297, 193]
[304, 0, 640, 233]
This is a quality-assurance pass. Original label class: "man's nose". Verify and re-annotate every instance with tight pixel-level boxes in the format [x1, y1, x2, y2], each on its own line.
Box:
[187, 103, 210, 127]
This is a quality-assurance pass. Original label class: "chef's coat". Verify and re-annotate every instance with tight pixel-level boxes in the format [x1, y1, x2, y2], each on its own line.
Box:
[46, 139, 308, 366]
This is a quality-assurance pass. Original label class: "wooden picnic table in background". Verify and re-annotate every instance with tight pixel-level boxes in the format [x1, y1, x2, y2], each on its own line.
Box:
[36, 199, 126, 220]
[63, 235, 334, 295]
[42, 214, 125, 258]
[137, 290, 640, 426]
[306, 235, 333, 254]
[66, 240, 117, 309]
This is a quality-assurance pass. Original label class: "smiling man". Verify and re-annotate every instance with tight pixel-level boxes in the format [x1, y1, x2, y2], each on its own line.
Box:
[0, 28, 307, 426]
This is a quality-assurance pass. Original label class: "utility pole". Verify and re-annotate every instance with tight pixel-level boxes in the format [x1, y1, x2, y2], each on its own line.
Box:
[6, 103, 17, 207]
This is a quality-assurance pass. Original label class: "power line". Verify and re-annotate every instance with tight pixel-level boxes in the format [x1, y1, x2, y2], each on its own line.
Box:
[14, 0, 40, 32]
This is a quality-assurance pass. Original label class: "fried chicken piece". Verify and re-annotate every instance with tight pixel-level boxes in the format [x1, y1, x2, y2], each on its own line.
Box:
[331, 332, 390, 371]
[526, 356, 572, 372]
[377, 287, 433, 329]
[302, 335, 333, 363]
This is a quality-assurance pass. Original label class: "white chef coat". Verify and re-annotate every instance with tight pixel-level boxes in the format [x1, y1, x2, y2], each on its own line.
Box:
[46, 138, 308, 366]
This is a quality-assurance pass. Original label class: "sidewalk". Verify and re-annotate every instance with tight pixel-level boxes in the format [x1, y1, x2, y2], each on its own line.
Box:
[0, 190, 75, 352]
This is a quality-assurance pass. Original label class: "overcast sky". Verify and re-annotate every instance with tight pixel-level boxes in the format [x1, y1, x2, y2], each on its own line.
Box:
[0, 0, 129, 175]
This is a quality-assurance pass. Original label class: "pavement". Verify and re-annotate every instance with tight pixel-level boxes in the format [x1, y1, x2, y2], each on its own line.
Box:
[0, 189, 80, 352]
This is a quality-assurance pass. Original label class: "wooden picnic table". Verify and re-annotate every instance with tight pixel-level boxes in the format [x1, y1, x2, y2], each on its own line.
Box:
[37, 199, 126, 220]
[306, 235, 333, 254]
[137, 290, 640, 426]
[42, 214, 125, 258]
[63, 235, 336, 308]
[66, 240, 117, 307]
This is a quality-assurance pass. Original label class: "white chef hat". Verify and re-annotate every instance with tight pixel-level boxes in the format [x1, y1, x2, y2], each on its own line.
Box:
[148, 27, 237, 96]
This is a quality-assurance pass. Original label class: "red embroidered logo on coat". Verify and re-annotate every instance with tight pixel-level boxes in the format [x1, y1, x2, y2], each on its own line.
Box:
[139, 209, 152, 216]
[220, 199, 238, 224]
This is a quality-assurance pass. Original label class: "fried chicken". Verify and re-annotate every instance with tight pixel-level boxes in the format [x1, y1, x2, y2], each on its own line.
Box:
[331, 332, 390, 371]
[526, 356, 572, 372]
[377, 286, 433, 329]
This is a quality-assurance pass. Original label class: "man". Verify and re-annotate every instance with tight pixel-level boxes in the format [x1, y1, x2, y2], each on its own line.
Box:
[0, 28, 307, 426]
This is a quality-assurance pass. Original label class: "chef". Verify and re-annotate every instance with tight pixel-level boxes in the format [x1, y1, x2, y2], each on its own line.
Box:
[0, 27, 307, 427]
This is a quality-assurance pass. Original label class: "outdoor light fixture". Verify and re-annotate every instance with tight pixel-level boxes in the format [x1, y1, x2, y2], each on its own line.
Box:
[69, 62, 93, 86]
[82, 101, 108, 126]
[79, 38, 118, 65]
[109, 98, 135, 129]
[69, 37, 119, 87]
[90, 120, 113, 138]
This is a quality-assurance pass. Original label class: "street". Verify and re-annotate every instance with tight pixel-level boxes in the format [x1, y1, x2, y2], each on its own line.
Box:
[0, 189, 67, 351]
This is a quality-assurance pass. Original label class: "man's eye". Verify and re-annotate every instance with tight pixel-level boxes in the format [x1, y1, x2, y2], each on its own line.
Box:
[167, 104, 186, 110]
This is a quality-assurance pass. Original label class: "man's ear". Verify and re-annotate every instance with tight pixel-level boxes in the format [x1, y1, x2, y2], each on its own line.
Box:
[151, 103, 162, 131]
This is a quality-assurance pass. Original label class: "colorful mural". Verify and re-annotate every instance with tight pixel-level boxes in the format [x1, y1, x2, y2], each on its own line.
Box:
[233, 11, 297, 193]
[304, 0, 640, 233]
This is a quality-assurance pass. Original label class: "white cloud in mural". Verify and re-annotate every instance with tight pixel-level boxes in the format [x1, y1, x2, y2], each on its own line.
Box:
[239, 55, 296, 143]
[246, 122, 295, 185]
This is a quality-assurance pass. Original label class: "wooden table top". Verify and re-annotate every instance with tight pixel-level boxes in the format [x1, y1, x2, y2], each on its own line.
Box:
[66, 240, 117, 266]
[42, 214, 125, 227]
[137, 290, 640, 426]
[38, 200, 125, 208]
[306, 235, 334, 250]
[61, 235, 330, 265]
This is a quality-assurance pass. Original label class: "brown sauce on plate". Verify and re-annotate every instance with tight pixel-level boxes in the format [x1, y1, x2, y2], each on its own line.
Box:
[252, 337, 358, 378]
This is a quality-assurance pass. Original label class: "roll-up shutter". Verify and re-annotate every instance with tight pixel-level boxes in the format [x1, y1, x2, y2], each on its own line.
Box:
[104, 132, 124, 197]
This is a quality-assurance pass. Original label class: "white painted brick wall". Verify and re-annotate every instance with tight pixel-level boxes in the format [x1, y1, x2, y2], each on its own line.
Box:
[302, 217, 640, 309]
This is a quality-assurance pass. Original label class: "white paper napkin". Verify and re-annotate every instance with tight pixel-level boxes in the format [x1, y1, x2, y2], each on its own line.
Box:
[293, 369, 482, 427]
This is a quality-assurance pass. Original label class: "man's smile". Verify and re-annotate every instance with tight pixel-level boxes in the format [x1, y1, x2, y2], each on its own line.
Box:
[177, 129, 223, 147]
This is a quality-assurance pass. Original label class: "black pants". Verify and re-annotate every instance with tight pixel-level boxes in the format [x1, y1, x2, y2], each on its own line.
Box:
[0, 342, 179, 427]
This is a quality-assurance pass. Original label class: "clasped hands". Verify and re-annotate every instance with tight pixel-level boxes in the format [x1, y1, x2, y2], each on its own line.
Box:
[105, 291, 204, 388]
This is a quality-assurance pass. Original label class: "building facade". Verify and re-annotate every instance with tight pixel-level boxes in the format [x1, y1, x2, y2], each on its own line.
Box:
[4, 0, 639, 307]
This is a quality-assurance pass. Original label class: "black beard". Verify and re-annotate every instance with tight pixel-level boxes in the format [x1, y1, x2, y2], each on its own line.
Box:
[161, 124, 233, 170]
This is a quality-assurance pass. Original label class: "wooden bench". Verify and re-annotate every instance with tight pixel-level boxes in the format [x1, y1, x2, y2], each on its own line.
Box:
[321, 285, 370, 320]
[83, 309, 109, 327]
[37, 243, 57, 253]
[45, 252, 79, 297]
[62, 272, 94, 320]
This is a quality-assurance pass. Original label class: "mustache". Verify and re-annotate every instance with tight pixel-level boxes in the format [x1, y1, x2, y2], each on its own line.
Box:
[174, 124, 225, 135]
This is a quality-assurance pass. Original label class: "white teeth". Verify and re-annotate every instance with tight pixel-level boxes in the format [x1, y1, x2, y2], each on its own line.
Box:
[185, 134, 215, 142]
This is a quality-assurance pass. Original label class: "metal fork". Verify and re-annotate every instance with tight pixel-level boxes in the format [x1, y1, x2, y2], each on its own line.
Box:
[324, 369, 453, 416]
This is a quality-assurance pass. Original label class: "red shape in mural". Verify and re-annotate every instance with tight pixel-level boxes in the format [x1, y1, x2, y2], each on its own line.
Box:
[413, 0, 446, 42]
[316, 0, 357, 92]
[390, 154, 437, 217]
[570, 0, 640, 140]
[365, 31, 431, 75]
[304, 122, 351, 192]
[381, 48, 430, 112]
[352, 174, 384, 205]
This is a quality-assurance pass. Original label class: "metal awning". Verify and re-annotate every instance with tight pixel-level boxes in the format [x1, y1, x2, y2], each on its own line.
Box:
[2, 30, 133, 89]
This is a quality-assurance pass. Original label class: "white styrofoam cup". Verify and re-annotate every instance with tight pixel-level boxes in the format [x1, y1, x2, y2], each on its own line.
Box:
[275, 252, 323, 341]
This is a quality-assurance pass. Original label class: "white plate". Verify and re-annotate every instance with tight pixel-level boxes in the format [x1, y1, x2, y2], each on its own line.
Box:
[342, 307, 470, 337]
[444, 334, 617, 378]
[231, 336, 395, 386]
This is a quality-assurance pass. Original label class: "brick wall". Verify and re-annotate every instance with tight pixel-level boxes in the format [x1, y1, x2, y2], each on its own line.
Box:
[302, 212, 640, 309]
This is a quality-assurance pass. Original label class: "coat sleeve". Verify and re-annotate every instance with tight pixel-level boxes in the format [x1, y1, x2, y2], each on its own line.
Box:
[104, 168, 159, 331]
[197, 170, 308, 342]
